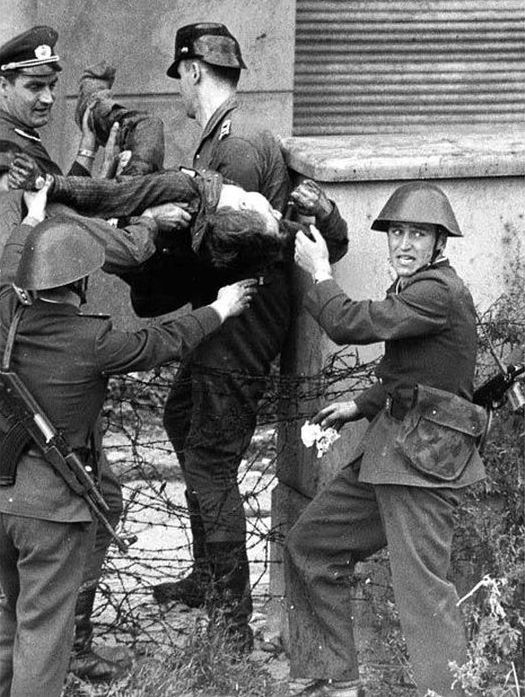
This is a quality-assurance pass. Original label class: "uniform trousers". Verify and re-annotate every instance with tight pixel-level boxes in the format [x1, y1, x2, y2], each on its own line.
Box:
[0, 514, 90, 697]
[163, 358, 259, 545]
[285, 462, 467, 697]
[81, 451, 123, 590]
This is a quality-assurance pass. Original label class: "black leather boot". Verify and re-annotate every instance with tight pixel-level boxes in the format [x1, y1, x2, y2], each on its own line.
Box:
[69, 585, 132, 681]
[152, 490, 211, 607]
[205, 540, 254, 655]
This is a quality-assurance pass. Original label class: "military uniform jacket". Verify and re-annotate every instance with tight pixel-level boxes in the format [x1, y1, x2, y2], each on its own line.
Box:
[0, 108, 89, 177]
[0, 110, 159, 271]
[0, 223, 222, 523]
[305, 260, 486, 488]
[194, 96, 290, 212]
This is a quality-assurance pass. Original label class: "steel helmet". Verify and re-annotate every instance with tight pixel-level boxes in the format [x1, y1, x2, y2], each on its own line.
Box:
[371, 182, 463, 237]
[15, 215, 105, 290]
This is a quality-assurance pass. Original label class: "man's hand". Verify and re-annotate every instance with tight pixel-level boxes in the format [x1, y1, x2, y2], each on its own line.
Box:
[211, 279, 258, 321]
[142, 202, 192, 231]
[98, 122, 132, 179]
[312, 400, 361, 430]
[22, 175, 53, 224]
[8, 153, 47, 191]
[289, 179, 333, 220]
[294, 224, 332, 281]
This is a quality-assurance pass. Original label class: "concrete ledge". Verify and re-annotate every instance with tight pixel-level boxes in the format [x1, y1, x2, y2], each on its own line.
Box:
[280, 127, 525, 183]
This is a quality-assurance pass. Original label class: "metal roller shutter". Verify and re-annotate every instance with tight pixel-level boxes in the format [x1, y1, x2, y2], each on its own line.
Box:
[293, 0, 525, 135]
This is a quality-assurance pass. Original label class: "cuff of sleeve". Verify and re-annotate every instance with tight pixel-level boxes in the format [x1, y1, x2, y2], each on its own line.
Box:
[189, 305, 223, 336]
[134, 216, 158, 235]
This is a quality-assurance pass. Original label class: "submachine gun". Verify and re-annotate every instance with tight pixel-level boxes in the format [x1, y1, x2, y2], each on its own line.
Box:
[0, 298, 136, 553]
[473, 364, 525, 413]
[0, 370, 134, 554]
[472, 363, 525, 451]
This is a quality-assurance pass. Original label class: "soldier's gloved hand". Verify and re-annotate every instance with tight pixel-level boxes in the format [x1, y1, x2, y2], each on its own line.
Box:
[211, 279, 258, 321]
[312, 400, 361, 430]
[22, 174, 53, 224]
[289, 179, 333, 220]
[141, 202, 192, 232]
[8, 152, 47, 191]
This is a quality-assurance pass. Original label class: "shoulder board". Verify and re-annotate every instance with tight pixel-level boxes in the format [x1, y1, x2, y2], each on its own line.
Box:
[218, 119, 231, 141]
[79, 312, 111, 320]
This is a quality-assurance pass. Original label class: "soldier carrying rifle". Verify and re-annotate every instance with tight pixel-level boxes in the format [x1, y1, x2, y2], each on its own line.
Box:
[0, 178, 256, 697]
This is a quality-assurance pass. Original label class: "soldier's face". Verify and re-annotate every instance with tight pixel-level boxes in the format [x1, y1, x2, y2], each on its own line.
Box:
[387, 221, 439, 277]
[0, 72, 58, 129]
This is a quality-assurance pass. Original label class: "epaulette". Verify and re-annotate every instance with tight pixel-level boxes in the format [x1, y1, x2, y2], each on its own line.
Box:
[218, 119, 231, 141]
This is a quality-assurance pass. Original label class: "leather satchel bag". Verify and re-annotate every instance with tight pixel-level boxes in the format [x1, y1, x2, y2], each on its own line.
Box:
[394, 384, 487, 481]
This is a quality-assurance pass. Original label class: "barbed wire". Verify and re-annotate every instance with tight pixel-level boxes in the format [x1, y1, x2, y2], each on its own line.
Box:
[91, 308, 525, 654]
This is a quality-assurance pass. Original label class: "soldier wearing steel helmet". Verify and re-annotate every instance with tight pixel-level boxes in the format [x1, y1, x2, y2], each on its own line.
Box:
[0, 179, 256, 697]
[287, 182, 487, 697]
[0, 25, 196, 681]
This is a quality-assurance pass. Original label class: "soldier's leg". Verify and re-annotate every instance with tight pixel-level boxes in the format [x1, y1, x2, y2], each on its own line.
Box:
[0, 514, 90, 697]
[70, 450, 130, 681]
[154, 361, 212, 606]
[375, 484, 467, 697]
[182, 368, 260, 651]
[0, 513, 17, 697]
[285, 462, 386, 691]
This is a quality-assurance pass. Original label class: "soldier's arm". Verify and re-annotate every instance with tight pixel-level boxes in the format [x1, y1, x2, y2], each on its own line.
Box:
[304, 274, 451, 346]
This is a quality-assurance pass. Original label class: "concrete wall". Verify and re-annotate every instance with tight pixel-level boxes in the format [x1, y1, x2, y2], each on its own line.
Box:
[0, 0, 296, 325]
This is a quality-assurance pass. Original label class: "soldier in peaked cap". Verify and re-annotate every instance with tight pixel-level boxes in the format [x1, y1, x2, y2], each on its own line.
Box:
[286, 182, 487, 697]
[0, 24, 108, 180]
[152, 21, 293, 651]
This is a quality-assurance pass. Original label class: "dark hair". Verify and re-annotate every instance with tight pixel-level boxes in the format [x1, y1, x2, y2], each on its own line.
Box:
[200, 208, 284, 275]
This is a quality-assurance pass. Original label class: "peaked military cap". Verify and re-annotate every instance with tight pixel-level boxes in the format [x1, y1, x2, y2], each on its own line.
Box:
[167, 22, 247, 79]
[0, 25, 61, 73]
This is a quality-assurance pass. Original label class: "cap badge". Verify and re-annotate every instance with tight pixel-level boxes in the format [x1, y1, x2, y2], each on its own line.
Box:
[219, 119, 231, 141]
[34, 44, 52, 60]
[181, 46, 189, 54]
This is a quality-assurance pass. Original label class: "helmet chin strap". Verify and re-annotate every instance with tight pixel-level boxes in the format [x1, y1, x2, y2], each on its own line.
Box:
[67, 277, 89, 305]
